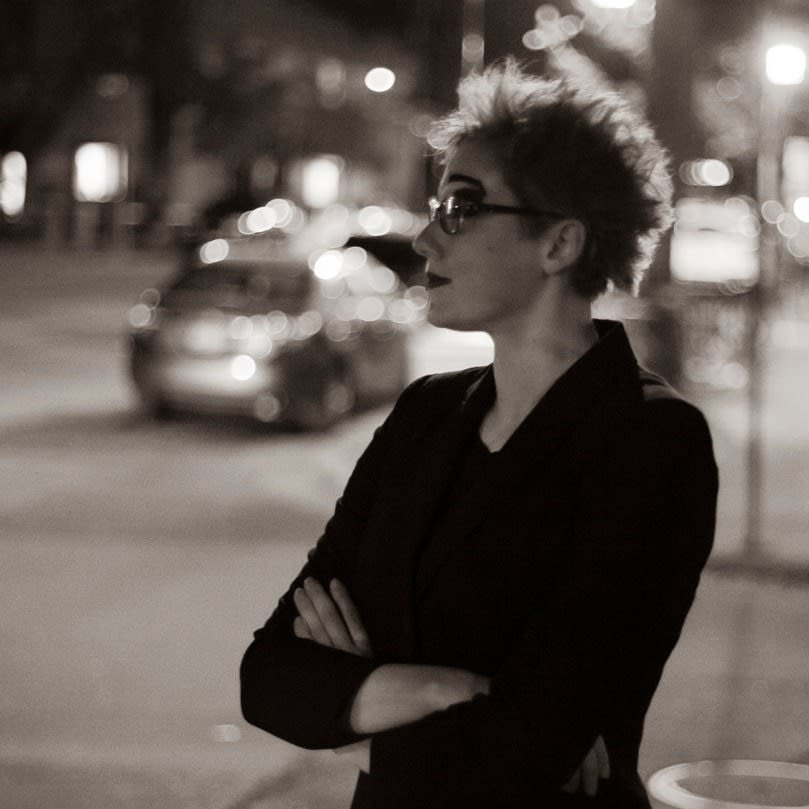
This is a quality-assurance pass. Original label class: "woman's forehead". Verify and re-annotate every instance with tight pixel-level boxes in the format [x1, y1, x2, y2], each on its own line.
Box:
[440, 139, 510, 196]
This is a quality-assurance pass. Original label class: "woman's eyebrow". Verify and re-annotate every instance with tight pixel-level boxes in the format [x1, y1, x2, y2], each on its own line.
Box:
[446, 173, 485, 190]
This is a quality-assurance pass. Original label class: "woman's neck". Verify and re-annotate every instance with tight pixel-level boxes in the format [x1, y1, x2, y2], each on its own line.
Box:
[480, 298, 597, 451]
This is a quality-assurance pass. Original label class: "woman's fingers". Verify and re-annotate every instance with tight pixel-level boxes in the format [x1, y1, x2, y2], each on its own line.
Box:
[293, 615, 312, 640]
[580, 742, 600, 796]
[561, 770, 580, 794]
[562, 736, 608, 796]
[301, 577, 357, 652]
[330, 579, 373, 657]
[293, 586, 332, 646]
[292, 577, 371, 657]
[595, 734, 611, 780]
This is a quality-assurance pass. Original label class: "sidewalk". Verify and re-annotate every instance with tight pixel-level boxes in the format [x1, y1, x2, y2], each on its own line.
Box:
[2, 572, 805, 809]
[643, 572, 809, 807]
[695, 322, 809, 574]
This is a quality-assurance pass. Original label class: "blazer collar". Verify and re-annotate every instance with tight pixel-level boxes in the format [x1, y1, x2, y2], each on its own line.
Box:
[413, 319, 641, 602]
[490, 318, 639, 457]
[453, 319, 638, 427]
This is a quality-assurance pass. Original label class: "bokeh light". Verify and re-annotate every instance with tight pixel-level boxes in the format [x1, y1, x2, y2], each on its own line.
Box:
[716, 76, 742, 101]
[230, 355, 257, 381]
[342, 246, 368, 271]
[245, 207, 275, 233]
[199, 239, 230, 264]
[793, 196, 809, 222]
[312, 250, 343, 280]
[127, 303, 154, 329]
[357, 296, 385, 322]
[590, 0, 636, 8]
[679, 159, 733, 187]
[364, 67, 396, 93]
[760, 200, 784, 223]
[266, 198, 294, 228]
[228, 315, 253, 340]
[358, 206, 392, 236]
[368, 266, 397, 294]
[776, 212, 800, 238]
[523, 30, 546, 50]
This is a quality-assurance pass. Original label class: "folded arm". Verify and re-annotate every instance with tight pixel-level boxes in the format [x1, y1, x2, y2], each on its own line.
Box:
[291, 576, 490, 733]
[293, 573, 609, 795]
[240, 377, 430, 749]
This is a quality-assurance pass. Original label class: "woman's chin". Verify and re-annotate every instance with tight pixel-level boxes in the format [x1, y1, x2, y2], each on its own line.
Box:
[426, 306, 455, 329]
[427, 310, 480, 332]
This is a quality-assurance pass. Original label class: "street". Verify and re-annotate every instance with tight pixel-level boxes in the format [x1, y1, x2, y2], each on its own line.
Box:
[1, 245, 396, 808]
[1, 244, 808, 809]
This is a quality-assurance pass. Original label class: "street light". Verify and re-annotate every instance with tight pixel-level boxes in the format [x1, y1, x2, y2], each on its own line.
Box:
[766, 43, 807, 85]
[364, 68, 396, 93]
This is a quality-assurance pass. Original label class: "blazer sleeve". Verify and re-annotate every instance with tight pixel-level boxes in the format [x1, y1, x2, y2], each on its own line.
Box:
[240, 375, 429, 750]
[366, 399, 719, 808]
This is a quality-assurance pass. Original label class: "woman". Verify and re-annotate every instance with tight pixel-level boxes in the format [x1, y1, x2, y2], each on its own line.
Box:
[240, 59, 718, 809]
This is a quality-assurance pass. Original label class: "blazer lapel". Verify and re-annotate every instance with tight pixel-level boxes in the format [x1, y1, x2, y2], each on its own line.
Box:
[357, 368, 494, 659]
[414, 320, 641, 603]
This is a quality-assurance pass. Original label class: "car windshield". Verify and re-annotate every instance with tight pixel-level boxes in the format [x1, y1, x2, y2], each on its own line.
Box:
[166, 262, 313, 313]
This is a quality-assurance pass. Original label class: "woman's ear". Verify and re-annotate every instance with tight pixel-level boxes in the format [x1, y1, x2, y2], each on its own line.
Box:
[539, 219, 588, 277]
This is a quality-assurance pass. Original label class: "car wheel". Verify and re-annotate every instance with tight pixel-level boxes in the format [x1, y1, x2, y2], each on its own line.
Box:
[136, 387, 175, 421]
[297, 374, 356, 431]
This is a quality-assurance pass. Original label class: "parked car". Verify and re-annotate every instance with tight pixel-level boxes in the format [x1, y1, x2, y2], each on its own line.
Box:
[126, 234, 426, 428]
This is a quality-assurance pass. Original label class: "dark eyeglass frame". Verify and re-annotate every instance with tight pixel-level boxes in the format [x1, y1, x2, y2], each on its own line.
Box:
[428, 194, 567, 236]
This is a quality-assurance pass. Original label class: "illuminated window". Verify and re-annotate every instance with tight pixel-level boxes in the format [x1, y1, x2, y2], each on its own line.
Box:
[300, 155, 343, 209]
[73, 142, 128, 202]
[0, 151, 27, 218]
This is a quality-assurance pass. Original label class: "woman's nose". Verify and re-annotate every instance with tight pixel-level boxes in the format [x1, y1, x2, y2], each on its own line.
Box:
[413, 222, 438, 259]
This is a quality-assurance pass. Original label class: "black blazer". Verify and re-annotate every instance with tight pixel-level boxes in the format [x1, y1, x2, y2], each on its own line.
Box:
[241, 320, 719, 809]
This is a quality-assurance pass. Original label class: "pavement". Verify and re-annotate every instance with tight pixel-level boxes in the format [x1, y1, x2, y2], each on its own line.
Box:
[1, 244, 808, 809]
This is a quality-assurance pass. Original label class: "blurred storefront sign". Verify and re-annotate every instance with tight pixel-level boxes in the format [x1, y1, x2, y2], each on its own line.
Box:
[0, 151, 27, 220]
[73, 142, 128, 203]
[782, 136, 809, 207]
[670, 197, 759, 285]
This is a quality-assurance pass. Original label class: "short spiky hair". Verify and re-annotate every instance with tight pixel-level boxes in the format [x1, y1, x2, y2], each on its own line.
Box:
[428, 59, 673, 299]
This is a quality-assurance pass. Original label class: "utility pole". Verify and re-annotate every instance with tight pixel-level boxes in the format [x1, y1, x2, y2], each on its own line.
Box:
[748, 5, 807, 561]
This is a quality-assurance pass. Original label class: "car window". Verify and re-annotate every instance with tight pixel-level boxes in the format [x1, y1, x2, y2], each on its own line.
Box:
[167, 262, 313, 312]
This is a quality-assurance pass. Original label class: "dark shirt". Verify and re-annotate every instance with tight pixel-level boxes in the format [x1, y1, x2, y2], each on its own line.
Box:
[416, 431, 496, 597]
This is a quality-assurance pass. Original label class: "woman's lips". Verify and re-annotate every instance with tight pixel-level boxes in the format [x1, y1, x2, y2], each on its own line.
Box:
[425, 272, 451, 289]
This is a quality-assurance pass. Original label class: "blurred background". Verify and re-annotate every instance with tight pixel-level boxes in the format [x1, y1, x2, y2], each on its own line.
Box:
[1, 1, 808, 807]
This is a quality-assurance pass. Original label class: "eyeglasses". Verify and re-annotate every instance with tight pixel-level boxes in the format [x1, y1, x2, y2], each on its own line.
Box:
[428, 194, 567, 236]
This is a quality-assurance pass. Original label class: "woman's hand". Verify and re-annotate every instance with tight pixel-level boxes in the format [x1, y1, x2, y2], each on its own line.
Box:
[561, 735, 610, 796]
[292, 577, 372, 658]
[291, 579, 373, 771]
